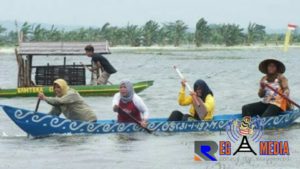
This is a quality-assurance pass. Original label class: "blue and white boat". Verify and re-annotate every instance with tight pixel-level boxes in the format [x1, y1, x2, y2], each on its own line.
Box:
[1, 105, 299, 137]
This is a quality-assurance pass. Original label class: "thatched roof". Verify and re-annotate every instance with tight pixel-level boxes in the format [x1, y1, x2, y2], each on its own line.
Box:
[16, 41, 110, 55]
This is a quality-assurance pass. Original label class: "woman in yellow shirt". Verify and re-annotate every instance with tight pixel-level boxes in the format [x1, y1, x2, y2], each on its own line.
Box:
[168, 79, 215, 121]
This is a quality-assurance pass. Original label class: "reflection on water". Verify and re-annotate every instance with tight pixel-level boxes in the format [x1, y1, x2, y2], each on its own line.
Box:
[0, 48, 300, 169]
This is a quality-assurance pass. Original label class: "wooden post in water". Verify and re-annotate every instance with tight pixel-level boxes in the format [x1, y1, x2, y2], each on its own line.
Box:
[27, 55, 33, 86]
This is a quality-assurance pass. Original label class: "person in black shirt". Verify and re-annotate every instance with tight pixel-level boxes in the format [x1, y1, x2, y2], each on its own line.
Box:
[82, 45, 117, 85]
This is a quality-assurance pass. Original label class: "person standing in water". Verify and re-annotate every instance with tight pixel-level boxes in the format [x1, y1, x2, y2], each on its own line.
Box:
[242, 59, 290, 117]
[82, 45, 117, 85]
[112, 80, 149, 127]
[38, 79, 97, 121]
[168, 79, 215, 121]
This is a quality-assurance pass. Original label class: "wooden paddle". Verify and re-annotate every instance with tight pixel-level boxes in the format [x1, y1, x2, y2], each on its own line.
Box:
[173, 66, 208, 120]
[34, 99, 41, 113]
[173, 66, 201, 106]
[263, 83, 300, 109]
[118, 108, 153, 134]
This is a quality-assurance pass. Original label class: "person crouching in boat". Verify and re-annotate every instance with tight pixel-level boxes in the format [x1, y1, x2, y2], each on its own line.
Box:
[168, 79, 215, 121]
[242, 59, 290, 117]
[112, 80, 149, 127]
[38, 79, 97, 121]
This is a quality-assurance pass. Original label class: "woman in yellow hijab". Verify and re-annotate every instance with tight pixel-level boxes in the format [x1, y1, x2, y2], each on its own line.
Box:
[38, 79, 97, 121]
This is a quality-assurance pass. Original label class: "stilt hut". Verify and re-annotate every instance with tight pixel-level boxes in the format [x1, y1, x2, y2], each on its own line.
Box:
[15, 41, 111, 87]
[0, 40, 154, 97]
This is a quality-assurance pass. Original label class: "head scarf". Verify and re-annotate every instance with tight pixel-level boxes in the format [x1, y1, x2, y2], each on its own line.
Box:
[120, 80, 134, 103]
[53, 79, 69, 96]
[193, 79, 213, 101]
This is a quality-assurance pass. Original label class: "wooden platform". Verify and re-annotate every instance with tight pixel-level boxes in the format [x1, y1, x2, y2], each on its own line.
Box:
[15, 41, 111, 87]
[17, 41, 111, 55]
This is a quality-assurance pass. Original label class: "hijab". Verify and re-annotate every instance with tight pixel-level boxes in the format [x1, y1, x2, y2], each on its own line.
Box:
[193, 79, 213, 101]
[120, 80, 134, 103]
[53, 79, 69, 96]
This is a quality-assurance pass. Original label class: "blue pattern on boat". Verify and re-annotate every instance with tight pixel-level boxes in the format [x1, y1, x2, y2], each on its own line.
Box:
[1, 105, 300, 137]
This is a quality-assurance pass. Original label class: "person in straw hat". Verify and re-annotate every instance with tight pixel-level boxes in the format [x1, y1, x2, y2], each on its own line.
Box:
[242, 59, 290, 117]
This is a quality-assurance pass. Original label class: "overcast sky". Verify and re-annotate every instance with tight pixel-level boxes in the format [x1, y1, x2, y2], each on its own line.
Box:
[0, 0, 299, 29]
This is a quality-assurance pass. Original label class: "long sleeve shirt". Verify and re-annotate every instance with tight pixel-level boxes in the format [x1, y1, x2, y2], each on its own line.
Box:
[45, 88, 97, 121]
[112, 93, 150, 120]
[178, 86, 215, 120]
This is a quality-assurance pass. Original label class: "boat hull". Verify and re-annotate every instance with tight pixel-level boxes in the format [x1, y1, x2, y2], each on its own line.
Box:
[0, 81, 154, 97]
[1, 105, 299, 137]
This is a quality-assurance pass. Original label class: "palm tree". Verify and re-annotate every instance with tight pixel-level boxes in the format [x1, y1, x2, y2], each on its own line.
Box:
[109, 27, 124, 46]
[20, 22, 33, 41]
[47, 25, 63, 41]
[220, 24, 244, 46]
[247, 22, 266, 45]
[195, 18, 210, 47]
[32, 24, 47, 41]
[157, 25, 171, 46]
[208, 24, 223, 45]
[0, 25, 7, 45]
[143, 20, 160, 46]
[124, 24, 142, 46]
[164, 20, 188, 46]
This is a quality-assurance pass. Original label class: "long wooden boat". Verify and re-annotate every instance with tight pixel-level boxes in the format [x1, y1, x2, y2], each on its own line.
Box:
[1, 105, 299, 137]
[0, 80, 153, 97]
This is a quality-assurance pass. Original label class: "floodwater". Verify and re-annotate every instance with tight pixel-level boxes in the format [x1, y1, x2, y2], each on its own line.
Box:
[0, 47, 299, 169]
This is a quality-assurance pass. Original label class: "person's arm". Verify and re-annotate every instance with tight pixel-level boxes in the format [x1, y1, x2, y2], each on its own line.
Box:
[80, 61, 101, 73]
[134, 95, 150, 120]
[38, 93, 62, 116]
[279, 75, 289, 96]
[133, 95, 149, 128]
[112, 93, 120, 112]
[178, 82, 193, 106]
[39, 92, 80, 106]
[258, 76, 267, 98]
[190, 92, 208, 120]
[94, 61, 103, 72]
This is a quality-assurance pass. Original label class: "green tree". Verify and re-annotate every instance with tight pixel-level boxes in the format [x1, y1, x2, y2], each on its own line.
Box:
[47, 25, 64, 41]
[100, 23, 125, 46]
[109, 27, 124, 46]
[220, 24, 244, 46]
[208, 24, 223, 45]
[6, 31, 18, 45]
[195, 18, 210, 47]
[173, 20, 188, 46]
[0, 25, 7, 45]
[164, 20, 188, 46]
[247, 22, 266, 45]
[143, 20, 160, 46]
[20, 22, 33, 41]
[32, 24, 47, 41]
[124, 24, 142, 46]
[157, 25, 171, 46]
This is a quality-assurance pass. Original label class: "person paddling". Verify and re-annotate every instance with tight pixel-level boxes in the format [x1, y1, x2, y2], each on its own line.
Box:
[168, 79, 215, 121]
[242, 59, 290, 117]
[112, 80, 149, 127]
[38, 79, 97, 121]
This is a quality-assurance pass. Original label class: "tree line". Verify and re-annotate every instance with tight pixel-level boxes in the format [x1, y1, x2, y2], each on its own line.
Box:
[0, 18, 299, 47]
